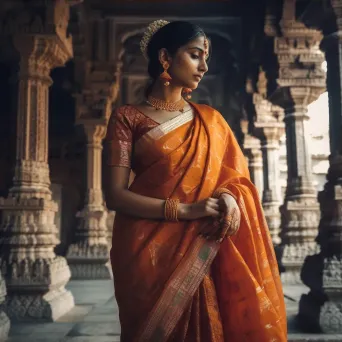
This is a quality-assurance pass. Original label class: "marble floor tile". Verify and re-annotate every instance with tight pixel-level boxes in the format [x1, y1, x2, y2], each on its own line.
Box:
[62, 337, 120, 342]
[57, 305, 93, 323]
[7, 280, 341, 342]
[67, 322, 121, 337]
[82, 314, 120, 323]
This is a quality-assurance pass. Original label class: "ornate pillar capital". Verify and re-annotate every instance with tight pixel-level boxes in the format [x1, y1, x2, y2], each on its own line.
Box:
[82, 121, 107, 144]
[13, 34, 72, 80]
[271, 1, 326, 109]
[74, 61, 122, 122]
[75, 85, 119, 122]
[253, 93, 285, 144]
[254, 125, 284, 143]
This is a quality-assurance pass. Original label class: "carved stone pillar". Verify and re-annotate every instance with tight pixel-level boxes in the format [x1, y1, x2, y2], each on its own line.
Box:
[253, 67, 285, 245]
[0, 274, 10, 340]
[67, 122, 112, 279]
[241, 119, 263, 197]
[0, 32, 75, 320]
[270, 1, 326, 284]
[298, 0, 342, 333]
[254, 93, 284, 245]
[67, 31, 121, 277]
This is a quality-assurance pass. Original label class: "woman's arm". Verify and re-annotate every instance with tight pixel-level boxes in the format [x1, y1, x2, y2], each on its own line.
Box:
[103, 166, 220, 220]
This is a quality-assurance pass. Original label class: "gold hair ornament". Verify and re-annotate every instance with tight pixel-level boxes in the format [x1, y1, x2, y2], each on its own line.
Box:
[140, 20, 170, 60]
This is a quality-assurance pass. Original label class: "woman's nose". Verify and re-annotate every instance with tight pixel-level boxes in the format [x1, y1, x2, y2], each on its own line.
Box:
[200, 60, 208, 73]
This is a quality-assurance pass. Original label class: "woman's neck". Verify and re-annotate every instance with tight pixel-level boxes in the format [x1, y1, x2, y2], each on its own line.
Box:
[148, 80, 183, 103]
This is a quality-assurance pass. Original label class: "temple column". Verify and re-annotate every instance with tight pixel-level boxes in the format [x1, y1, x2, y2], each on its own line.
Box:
[298, 0, 342, 333]
[67, 121, 112, 279]
[66, 46, 121, 278]
[253, 71, 284, 245]
[270, 0, 326, 284]
[0, 274, 10, 340]
[254, 113, 284, 244]
[0, 28, 75, 319]
[241, 119, 264, 197]
[259, 127, 283, 245]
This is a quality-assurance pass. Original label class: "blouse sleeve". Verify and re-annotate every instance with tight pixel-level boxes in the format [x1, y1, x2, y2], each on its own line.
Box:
[105, 107, 134, 168]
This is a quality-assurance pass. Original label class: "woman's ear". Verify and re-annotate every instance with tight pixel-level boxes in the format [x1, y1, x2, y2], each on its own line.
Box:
[158, 48, 172, 66]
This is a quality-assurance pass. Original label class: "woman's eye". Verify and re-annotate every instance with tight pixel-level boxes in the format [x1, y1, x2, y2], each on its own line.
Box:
[191, 54, 199, 59]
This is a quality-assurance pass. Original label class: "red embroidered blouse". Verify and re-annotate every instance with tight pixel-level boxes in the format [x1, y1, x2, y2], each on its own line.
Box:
[105, 105, 159, 168]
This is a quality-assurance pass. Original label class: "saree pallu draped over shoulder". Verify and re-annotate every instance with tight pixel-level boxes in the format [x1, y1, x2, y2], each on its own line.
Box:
[110, 103, 287, 342]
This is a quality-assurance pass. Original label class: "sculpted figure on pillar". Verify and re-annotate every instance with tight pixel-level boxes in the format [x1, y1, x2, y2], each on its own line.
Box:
[298, 0, 342, 333]
[0, 0, 75, 321]
[267, 0, 326, 284]
[66, 54, 121, 279]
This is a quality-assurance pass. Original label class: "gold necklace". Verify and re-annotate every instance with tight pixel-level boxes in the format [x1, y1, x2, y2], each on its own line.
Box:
[146, 95, 186, 112]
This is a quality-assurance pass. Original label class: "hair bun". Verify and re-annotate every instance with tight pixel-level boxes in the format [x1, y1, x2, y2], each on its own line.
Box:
[140, 20, 170, 60]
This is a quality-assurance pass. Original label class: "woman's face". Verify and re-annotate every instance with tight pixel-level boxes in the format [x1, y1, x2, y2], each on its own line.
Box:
[168, 35, 209, 90]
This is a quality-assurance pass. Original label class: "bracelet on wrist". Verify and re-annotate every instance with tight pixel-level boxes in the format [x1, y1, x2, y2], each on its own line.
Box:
[164, 198, 180, 222]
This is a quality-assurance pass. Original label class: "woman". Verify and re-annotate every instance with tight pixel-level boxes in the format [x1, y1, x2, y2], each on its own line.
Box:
[104, 20, 287, 342]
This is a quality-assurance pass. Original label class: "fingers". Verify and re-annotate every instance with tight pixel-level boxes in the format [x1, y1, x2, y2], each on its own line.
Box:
[218, 194, 237, 215]
[222, 208, 241, 237]
[200, 203, 241, 242]
[205, 198, 220, 217]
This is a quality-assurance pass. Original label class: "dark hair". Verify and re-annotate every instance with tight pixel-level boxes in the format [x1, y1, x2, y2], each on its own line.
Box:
[145, 21, 210, 95]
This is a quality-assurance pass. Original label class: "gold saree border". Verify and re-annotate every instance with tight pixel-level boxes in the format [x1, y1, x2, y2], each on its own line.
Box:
[136, 236, 219, 342]
[136, 110, 194, 145]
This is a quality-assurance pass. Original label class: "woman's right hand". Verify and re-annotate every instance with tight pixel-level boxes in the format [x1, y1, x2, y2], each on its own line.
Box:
[178, 198, 221, 220]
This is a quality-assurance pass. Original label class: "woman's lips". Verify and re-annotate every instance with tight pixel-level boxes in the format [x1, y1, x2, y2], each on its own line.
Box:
[194, 75, 202, 81]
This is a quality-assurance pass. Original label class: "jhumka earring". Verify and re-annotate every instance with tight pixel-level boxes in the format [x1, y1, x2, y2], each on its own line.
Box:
[182, 88, 192, 100]
[159, 62, 172, 86]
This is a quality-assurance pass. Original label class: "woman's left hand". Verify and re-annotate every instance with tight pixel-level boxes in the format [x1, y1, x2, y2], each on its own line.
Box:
[218, 193, 241, 238]
[200, 193, 241, 241]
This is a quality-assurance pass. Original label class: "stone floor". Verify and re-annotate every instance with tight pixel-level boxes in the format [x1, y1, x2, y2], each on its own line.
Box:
[5, 280, 342, 342]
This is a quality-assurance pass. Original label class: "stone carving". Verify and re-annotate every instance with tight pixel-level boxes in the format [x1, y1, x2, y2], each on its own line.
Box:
[0, 0, 75, 321]
[269, 1, 326, 284]
[253, 84, 284, 246]
[0, 274, 10, 341]
[298, 2, 342, 330]
[67, 14, 121, 278]
[67, 122, 113, 279]
[69, 19, 121, 277]
[274, 1, 326, 95]
[320, 301, 342, 334]
[75, 80, 120, 121]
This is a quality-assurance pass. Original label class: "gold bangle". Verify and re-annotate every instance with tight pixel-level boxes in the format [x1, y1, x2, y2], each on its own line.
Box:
[164, 198, 180, 222]
[212, 188, 237, 201]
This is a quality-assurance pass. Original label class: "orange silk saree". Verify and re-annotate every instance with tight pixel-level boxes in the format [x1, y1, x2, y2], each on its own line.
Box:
[109, 103, 287, 342]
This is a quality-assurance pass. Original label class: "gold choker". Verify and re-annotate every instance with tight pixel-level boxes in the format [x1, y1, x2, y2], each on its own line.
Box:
[146, 95, 186, 112]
